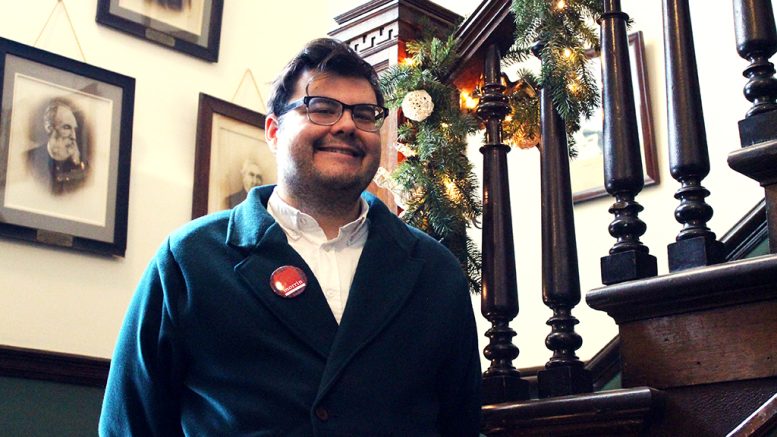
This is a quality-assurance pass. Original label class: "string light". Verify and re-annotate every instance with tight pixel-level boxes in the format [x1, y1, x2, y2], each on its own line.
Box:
[459, 91, 479, 110]
[556, 0, 566, 11]
[442, 176, 461, 201]
[563, 48, 573, 59]
[567, 80, 581, 94]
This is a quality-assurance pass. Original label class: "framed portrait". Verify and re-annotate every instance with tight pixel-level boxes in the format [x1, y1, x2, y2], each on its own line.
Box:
[192, 93, 273, 218]
[0, 37, 135, 256]
[96, 0, 223, 62]
[571, 31, 659, 203]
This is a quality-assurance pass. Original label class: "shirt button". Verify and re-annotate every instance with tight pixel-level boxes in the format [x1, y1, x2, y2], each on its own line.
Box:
[315, 406, 329, 421]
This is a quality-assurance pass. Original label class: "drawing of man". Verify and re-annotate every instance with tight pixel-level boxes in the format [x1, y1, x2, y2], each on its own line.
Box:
[26, 99, 88, 194]
[226, 159, 263, 207]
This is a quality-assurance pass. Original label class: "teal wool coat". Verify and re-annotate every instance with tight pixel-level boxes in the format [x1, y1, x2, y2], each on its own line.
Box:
[99, 186, 481, 436]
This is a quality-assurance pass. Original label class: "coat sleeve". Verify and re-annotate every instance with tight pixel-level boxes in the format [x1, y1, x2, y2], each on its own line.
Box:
[436, 276, 482, 436]
[99, 239, 186, 436]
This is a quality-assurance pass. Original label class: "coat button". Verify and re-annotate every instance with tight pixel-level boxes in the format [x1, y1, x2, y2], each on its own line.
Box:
[315, 406, 329, 421]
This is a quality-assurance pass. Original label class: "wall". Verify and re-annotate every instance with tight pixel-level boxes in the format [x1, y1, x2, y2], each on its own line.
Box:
[0, 0, 770, 373]
[0, 0, 337, 358]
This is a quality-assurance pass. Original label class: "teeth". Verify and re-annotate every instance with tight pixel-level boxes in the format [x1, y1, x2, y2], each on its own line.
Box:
[319, 147, 356, 157]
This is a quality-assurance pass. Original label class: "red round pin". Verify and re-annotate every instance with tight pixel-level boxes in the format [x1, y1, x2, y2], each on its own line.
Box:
[270, 265, 307, 298]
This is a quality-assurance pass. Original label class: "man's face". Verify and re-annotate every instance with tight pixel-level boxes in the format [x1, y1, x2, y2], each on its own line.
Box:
[242, 162, 263, 192]
[47, 106, 79, 162]
[265, 71, 382, 204]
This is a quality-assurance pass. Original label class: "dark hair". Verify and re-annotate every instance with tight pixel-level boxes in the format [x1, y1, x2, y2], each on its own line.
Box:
[267, 38, 383, 117]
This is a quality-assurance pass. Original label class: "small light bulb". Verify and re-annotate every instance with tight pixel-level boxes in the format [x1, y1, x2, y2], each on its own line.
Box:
[556, 0, 566, 10]
[563, 48, 573, 58]
[460, 91, 479, 109]
[443, 177, 459, 201]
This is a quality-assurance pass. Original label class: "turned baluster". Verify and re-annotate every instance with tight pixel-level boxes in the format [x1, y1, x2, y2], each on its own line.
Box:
[728, 0, 777, 252]
[536, 76, 592, 398]
[600, 0, 657, 285]
[477, 43, 530, 404]
[662, 0, 724, 272]
[734, 0, 777, 118]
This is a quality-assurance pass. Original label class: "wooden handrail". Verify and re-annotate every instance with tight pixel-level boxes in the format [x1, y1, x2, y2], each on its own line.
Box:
[727, 394, 777, 437]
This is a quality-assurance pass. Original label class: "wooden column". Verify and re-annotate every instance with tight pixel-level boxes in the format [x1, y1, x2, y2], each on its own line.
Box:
[478, 43, 530, 404]
[728, 0, 777, 253]
[536, 81, 592, 398]
[329, 0, 461, 211]
[599, 0, 657, 285]
[662, 0, 724, 272]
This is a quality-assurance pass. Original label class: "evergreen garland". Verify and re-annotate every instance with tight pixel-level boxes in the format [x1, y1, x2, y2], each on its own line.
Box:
[379, 35, 482, 294]
[503, 0, 604, 152]
[375, 2, 608, 292]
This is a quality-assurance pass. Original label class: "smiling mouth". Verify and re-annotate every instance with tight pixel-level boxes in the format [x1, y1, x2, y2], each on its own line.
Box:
[315, 145, 363, 158]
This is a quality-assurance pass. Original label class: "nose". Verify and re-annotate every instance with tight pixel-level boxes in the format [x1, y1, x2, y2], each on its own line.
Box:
[330, 108, 358, 135]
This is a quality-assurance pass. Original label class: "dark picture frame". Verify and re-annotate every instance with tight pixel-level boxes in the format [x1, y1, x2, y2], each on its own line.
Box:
[192, 93, 272, 219]
[96, 0, 223, 62]
[0, 37, 135, 256]
[571, 31, 659, 203]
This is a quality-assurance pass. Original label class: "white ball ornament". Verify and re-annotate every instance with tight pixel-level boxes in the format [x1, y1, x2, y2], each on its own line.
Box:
[401, 90, 434, 122]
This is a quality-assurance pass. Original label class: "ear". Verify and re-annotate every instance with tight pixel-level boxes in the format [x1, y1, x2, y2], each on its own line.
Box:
[265, 114, 280, 154]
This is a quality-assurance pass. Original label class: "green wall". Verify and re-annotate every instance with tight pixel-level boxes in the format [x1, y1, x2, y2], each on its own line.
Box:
[0, 377, 104, 437]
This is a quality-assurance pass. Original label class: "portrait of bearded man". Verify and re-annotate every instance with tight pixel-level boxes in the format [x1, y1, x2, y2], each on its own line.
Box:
[25, 99, 89, 195]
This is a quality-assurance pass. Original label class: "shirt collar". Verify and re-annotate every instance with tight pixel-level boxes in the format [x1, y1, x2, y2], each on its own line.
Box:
[267, 189, 369, 246]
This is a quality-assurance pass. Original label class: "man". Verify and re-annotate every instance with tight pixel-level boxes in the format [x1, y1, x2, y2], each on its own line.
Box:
[100, 38, 481, 436]
[26, 100, 88, 194]
[226, 159, 263, 207]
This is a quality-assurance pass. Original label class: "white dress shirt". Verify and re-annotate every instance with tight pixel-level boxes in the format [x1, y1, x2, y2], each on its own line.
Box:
[267, 190, 369, 323]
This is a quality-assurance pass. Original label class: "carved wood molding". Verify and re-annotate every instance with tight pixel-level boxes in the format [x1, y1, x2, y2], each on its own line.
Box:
[0, 345, 109, 388]
[447, 0, 514, 89]
[329, 0, 461, 61]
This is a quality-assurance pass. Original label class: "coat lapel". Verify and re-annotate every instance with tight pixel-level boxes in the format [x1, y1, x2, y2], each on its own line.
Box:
[235, 226, 338, 359]
[316, 214, 424, 399]
[229, 186, 338, 360]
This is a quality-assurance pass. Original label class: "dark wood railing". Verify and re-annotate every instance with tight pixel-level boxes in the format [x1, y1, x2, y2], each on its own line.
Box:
[472, 0, 777, 433]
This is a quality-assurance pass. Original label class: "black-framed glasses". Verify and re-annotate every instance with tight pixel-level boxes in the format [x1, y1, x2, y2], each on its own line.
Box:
[282, 96, 389, 132]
